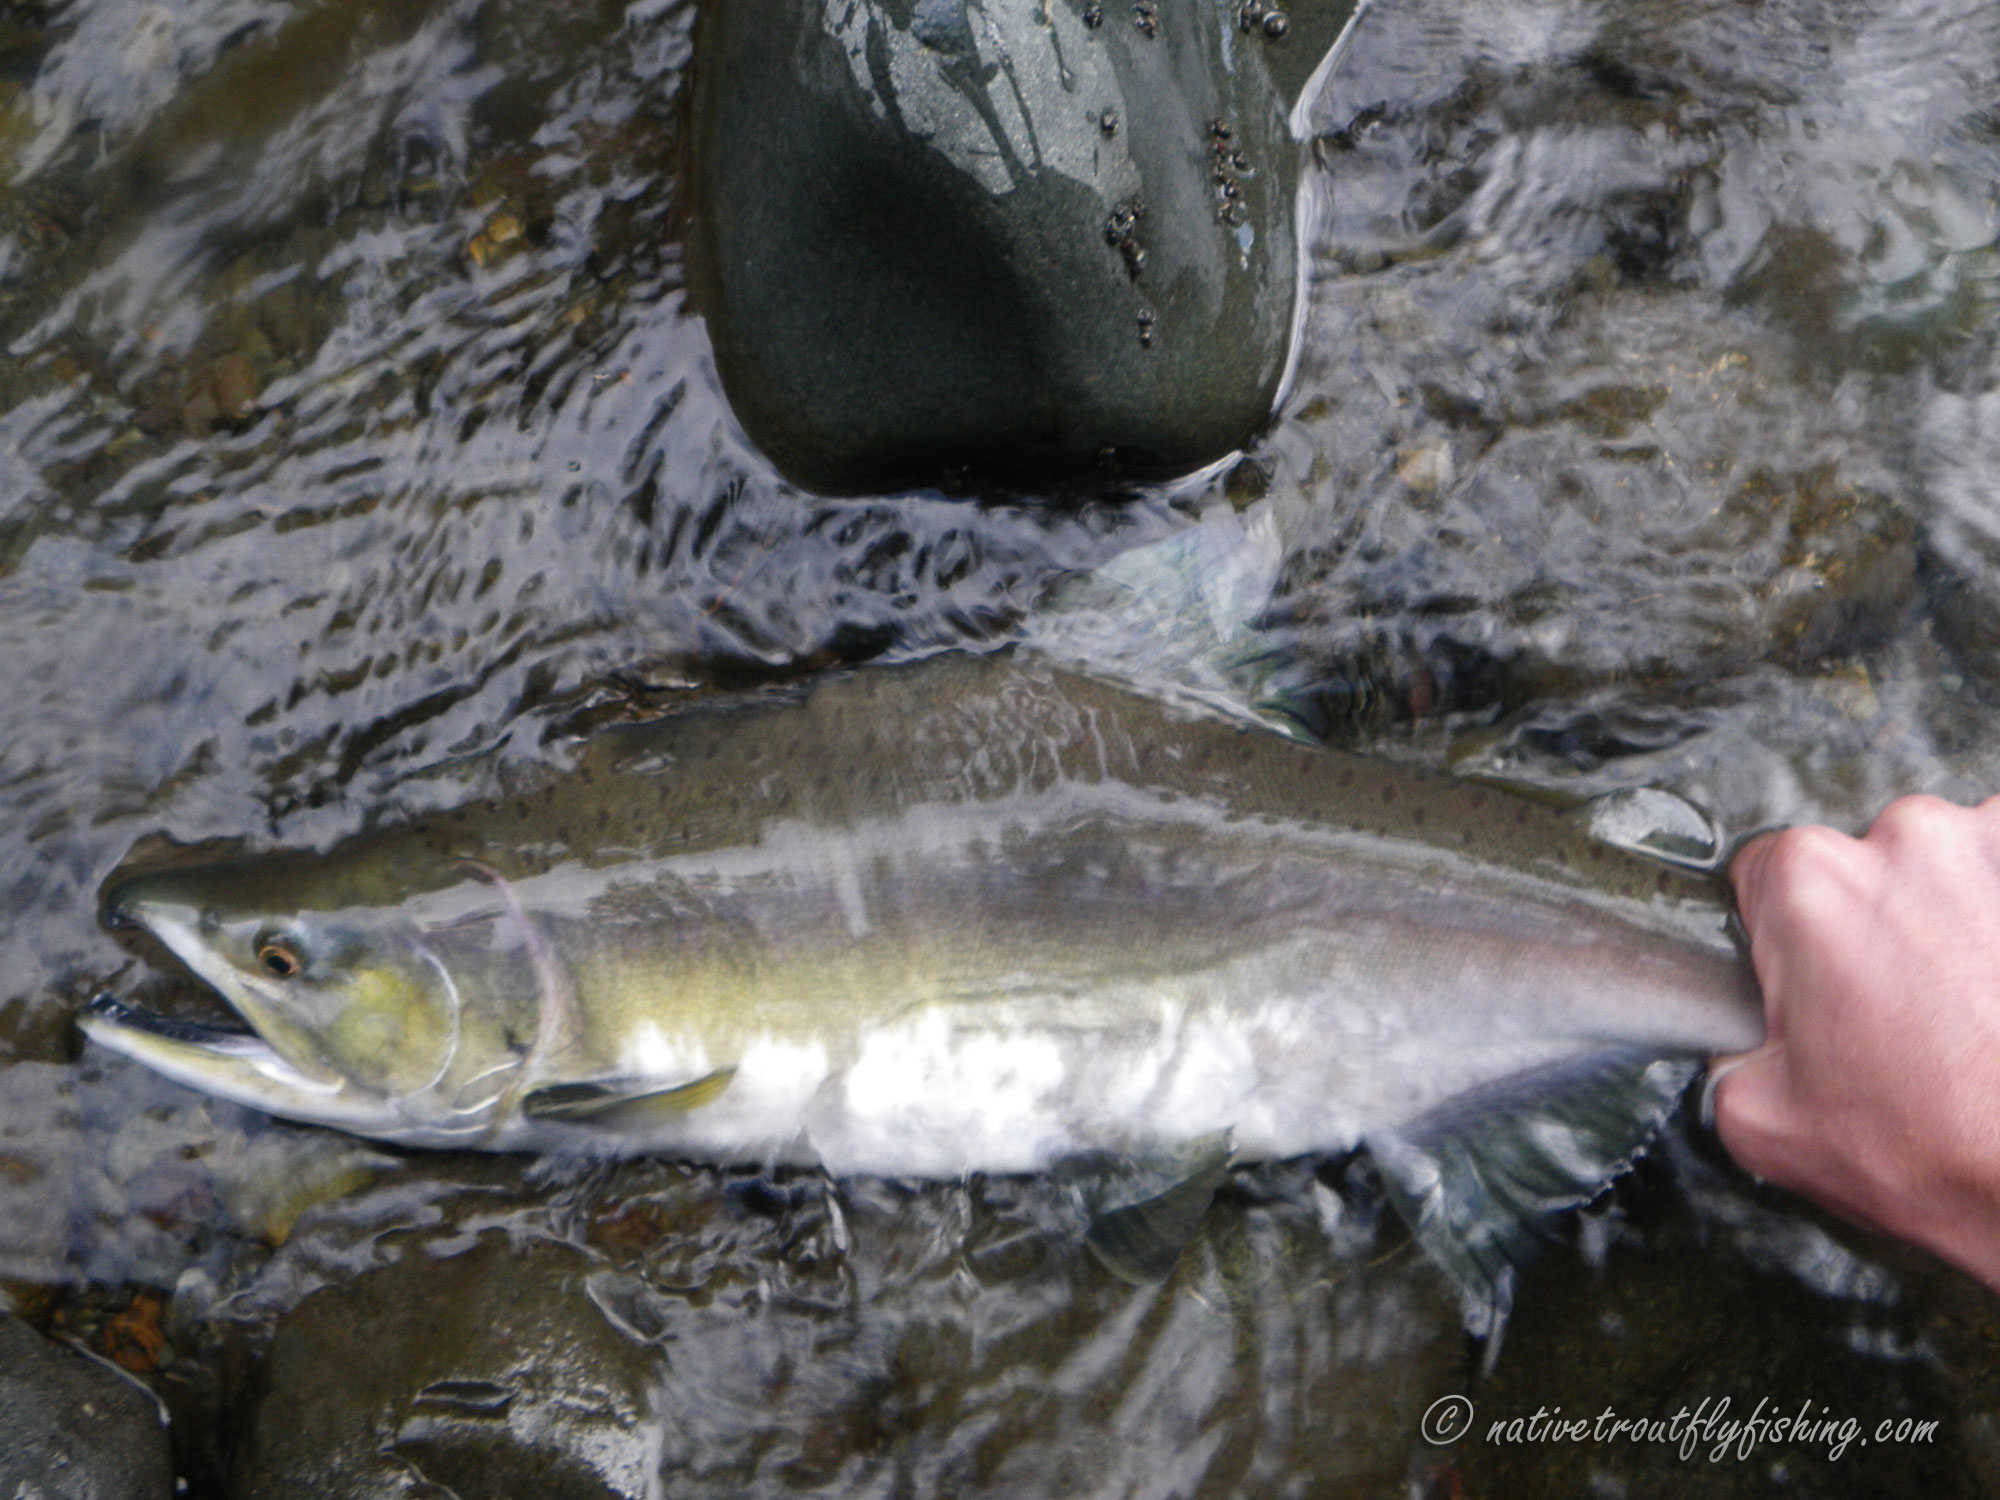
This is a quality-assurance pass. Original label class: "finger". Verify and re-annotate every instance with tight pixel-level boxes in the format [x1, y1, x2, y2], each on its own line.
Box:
[1699, 1049, 1757, 1131]
[1731, 824, 1876, 1023]
[1709, 1043, 1795, 1183]
[1725, 834, 1793, 1042]
[1727, 830, 1787, 942]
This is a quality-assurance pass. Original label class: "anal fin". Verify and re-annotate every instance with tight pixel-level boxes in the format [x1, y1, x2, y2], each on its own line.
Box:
[1365, 1049, 1698, 1361]
[1082, 1133, 1234, 1285]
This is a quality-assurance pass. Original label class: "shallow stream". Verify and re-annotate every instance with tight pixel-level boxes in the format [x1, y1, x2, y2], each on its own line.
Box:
[3, 0, 2000, 1493]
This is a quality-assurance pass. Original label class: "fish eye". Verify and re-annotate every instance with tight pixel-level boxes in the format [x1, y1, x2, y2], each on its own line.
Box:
[254, 933, 306, 980]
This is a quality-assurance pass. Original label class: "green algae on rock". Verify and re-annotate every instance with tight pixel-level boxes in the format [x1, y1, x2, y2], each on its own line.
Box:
[689, 0, 1357, 493]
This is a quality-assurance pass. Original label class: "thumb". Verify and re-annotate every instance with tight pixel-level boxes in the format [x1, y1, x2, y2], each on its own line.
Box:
[1709, 1042, 1795, 1183]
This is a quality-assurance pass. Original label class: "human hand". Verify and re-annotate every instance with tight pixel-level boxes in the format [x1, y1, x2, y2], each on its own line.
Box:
[1715, 794, 2000, 1290]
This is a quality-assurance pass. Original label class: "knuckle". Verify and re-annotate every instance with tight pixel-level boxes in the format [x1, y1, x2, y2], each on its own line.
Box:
[1759, 825, 1853, 892]
[1738, 826, 1860, 939]
[1869, 793, 1963, 846]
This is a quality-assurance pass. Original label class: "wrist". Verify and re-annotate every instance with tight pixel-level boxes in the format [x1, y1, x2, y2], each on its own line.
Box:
[1893, 1138, 2000, 1292]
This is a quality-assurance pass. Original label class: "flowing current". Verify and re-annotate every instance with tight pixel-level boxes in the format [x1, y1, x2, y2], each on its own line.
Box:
[0, 0, 1995, 1493]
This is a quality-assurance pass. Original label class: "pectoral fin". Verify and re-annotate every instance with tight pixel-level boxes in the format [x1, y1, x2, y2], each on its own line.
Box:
[522, 1068, 737, 1126]
[1081, 1133, 1235, 1285]
[1365, 1049, 1698, 1362]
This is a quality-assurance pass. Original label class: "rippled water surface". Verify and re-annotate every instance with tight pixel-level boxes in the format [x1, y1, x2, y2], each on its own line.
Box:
[3, 0, 2000, 1493]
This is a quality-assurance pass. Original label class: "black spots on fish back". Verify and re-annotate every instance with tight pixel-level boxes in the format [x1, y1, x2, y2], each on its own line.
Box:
[516, 801, 531, 822]
[1656, 872, 1671, 895]
[596, 810, 611, 831]
[1380, 784, 1396, 805]
[1514, 807, 1530, 827]
[1409, 806, 1425, 828]
[1460, 830, 1475, 847]
[1336, 767, 1356, 788]
[1468, 790, 1487, 811]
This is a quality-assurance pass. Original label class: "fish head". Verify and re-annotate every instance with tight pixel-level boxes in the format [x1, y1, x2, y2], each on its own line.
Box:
[90, 857, 470, 1128]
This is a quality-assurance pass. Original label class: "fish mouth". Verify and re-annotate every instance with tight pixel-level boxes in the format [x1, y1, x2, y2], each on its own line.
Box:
[82, 991, 261, 1051]
[79, 992, 351, 1099]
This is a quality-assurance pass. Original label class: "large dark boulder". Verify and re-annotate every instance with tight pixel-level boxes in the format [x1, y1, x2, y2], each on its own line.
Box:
[690, 0, 1356, 493]
[0, 1313, 172, 1500]
[231, 1236, 662, 1500]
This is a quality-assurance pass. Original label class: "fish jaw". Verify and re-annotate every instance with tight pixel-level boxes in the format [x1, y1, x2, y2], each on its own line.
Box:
[77, 994, 402, 1133]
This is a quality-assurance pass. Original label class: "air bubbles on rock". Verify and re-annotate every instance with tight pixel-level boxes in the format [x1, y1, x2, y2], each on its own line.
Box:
[1105, 198, 1147, 280]
[1237, 2, 1287, 37]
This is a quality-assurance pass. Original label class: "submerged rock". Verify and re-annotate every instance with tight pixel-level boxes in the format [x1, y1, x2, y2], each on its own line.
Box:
[690, 0, 1356, 493]
[232, 1236, 661, 1500]
[0, 1312, 172, 1500]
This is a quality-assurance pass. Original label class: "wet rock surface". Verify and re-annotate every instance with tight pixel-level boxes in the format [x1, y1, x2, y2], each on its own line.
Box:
[220, 1161, 1467, 1500]
[234, 1236, 660, 1500]
[690, 0, 1354, 491]
[0, 1312, 171, 1500]
[165, 1148, 2000, 1498]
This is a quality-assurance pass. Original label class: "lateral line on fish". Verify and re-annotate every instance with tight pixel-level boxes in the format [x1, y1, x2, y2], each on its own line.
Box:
[457, 857, 579, 1133]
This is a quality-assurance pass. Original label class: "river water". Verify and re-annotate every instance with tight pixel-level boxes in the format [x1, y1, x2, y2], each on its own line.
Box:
[0, 0, 1996, 1494]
